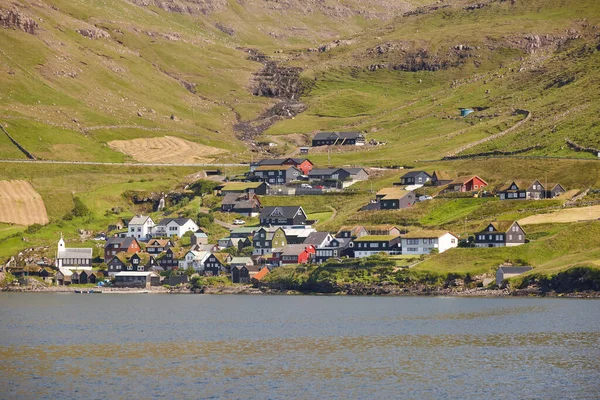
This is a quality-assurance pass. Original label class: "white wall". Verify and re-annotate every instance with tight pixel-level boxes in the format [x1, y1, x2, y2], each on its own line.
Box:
[438, 233, 458, 253]
[401, 233, 458, 255]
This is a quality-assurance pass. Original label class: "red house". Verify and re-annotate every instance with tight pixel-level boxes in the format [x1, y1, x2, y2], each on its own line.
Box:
[277, 244, 316, 265]
[446, 175, 488, 192]
[253, 158, 313, 176]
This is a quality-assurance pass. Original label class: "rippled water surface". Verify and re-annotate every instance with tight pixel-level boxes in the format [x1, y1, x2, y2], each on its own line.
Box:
[1, 294, 599, 399]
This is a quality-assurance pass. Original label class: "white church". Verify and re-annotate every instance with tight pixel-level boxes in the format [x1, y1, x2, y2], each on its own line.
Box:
[55, 236, 93, 270]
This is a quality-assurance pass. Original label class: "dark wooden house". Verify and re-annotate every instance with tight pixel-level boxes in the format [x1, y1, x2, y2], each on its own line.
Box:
[398, 171, 431, 185]
[107, 252, 158, 276]
[475, 221, 526, 248]
[315, 237, 352, 263]
[498, 180, 545, 200]
[375, 188, 416, 209]
[259, 206, 307, 226]
[251, 165, 302, 185]
[145, 238, 174, 254]
[350, 235, 401, 258]
[203, 253, 230, 276]
[104, 237, 141, 261]
[252, 158, 313, 176]
[312, 131, 365, 147]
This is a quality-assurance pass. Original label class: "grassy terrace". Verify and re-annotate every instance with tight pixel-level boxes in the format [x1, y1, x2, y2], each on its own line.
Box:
[415, 221, 600, 277]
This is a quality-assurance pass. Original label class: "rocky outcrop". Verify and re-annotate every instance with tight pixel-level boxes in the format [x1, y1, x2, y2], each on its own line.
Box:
[144, 30, 181, 41]
[234, 48, 308, 141]
[0, 8, 38, 34]
[215, 22, 234, 36]
[76, 28, 110, 39]
[128, 0, 227, 15]
[308, 39, 354, 53]
[368, 48, 463, 72]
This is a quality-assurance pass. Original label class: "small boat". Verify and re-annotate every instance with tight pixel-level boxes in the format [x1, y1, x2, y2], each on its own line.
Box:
[74, 289, 97, 294]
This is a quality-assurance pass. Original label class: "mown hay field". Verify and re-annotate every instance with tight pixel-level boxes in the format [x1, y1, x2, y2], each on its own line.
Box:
[0, 180, 49, 225]
[107, 136, 228, 164]
[519, 205, 600, 225]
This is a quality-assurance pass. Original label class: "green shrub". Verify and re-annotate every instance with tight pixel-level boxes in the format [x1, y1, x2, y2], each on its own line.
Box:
[25, 224, 43, 234]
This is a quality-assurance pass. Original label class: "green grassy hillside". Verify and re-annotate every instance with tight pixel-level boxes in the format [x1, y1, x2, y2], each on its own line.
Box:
[1, 0, 599, 282]
[263, 0, 600, 165]
[0, 0, 433, 162]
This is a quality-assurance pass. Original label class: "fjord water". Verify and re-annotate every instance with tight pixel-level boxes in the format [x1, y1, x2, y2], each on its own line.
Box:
[0, 294, 599, 399]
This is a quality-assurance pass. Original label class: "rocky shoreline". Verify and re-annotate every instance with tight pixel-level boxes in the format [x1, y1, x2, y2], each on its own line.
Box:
[3, 282, 599, 298]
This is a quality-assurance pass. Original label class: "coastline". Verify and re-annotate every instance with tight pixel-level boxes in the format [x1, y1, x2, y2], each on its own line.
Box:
[3, 283, 599, 298]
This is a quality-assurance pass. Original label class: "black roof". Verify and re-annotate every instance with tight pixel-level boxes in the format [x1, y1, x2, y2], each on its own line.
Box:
[260, 206, 305, 220]
[498, 266, 533, 274]
[401, 170, 431, 179]
[303, 232, 331, 245]
[255, 158, 311, 166]
[156, 218, 194, 226]
[313, 131, 363, 141]
[105, 237, 138, 248]
[309, 168, 339, 176]
[342, 168, 367, 175]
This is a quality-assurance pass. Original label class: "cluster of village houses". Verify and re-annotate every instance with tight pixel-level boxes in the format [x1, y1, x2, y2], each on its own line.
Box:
[28, 151, 566, 289]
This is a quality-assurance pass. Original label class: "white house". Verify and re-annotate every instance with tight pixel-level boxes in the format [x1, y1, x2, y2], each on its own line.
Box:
[127, 215, 155, 240]
[154, 218, 199, 238]
[179, 250, 210, 272]
[400, 231, 458, 255]
[55, 237, 93, 270]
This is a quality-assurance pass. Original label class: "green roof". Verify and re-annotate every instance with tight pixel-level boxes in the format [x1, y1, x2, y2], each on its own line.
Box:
[230, 227, 258, 233]
[402, 230, 455, 239]
[221, 182, 263, 191]
[353, 235, 399, 242]
[479, 221, 519, 233]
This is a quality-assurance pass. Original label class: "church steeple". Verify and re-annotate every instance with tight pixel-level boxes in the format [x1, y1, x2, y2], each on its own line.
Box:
[58, 233, 65, 254]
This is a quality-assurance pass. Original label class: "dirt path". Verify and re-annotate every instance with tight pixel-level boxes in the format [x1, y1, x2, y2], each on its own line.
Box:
[214, 219, 235, 230]
[323, 205, 338, 225]
[519, 205, 600, 225]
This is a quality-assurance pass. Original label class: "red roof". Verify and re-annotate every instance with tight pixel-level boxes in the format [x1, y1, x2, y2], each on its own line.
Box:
[253, 268, 270, 281]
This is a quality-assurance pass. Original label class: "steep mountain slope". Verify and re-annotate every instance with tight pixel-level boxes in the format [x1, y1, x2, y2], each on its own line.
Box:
[263, 0, 600, 165]
[0, 0, 427, 162]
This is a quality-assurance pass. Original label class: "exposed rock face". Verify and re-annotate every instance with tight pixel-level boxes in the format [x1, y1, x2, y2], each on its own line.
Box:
[367, 48, 466, 72]
[128, 0, 228, 15]
[76, 28, 110, 39]
[144, 30, 181, 41]
[504, 33, 583, 53]
[252, 61, 303, 99]
[0, 8, 38, 34]
[234, 48, 307, 141]
[128, 0, 409, 18]
[215, 22, 234, 36]
[308, 39, 355, 53]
